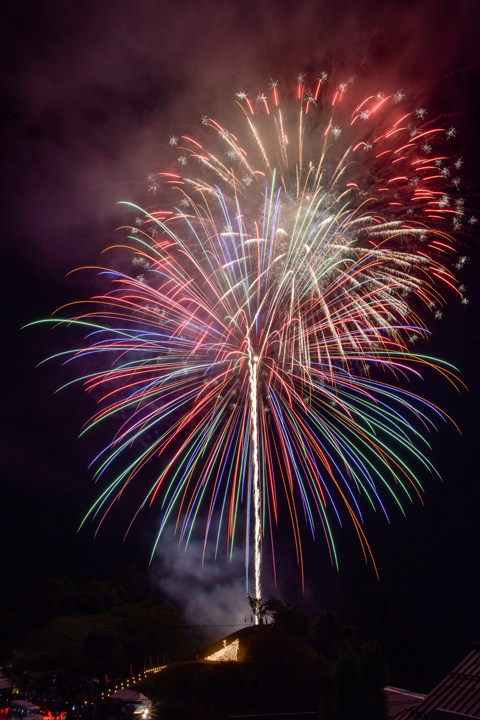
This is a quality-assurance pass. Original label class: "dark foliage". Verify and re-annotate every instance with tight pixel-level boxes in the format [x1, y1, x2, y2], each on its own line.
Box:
[0, 567, 185, 696]
[247, 595, 310, 640]
[320, 642, 388, 720]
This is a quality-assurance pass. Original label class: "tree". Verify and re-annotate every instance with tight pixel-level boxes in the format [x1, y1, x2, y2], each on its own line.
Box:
[263, 597, 310, 639]
[358, 642, 389, 720]
[247, 595, 310, 638]
[247, 595, 265, 623]
[320, 642, 388, 720]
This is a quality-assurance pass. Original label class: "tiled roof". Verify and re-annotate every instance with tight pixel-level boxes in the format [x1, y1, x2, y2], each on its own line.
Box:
[391, 648, 480, 719]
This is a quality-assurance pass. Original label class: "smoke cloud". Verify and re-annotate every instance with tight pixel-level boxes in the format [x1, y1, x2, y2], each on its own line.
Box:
[150, 519, 342, 641]
[152, 532, 251, 642]
[3, 0, 478, 278]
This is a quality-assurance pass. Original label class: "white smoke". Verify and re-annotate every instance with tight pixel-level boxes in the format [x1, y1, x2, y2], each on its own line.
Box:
[151, 531, 252, 640]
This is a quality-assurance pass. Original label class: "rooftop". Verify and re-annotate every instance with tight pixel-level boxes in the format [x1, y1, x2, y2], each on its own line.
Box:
[391, 647, 480, 719]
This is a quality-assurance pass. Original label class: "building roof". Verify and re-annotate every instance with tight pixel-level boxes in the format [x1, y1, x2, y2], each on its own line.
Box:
[386, 686, 426, 716]
[0, 673, 12, 691]
[110, 690, 151, 705]
[392, 648, 480, 719]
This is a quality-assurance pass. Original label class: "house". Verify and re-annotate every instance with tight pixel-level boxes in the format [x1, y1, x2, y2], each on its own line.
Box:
[391, 646, 480, 719]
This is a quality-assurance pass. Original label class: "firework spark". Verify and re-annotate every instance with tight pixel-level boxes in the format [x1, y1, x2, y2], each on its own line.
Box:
[34, 73, 468, 610]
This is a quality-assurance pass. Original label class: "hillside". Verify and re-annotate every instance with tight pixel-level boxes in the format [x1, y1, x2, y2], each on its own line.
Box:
[135, 625, 330, 718]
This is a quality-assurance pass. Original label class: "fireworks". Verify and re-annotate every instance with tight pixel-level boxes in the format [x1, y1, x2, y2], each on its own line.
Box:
[36, 72, 469, 610]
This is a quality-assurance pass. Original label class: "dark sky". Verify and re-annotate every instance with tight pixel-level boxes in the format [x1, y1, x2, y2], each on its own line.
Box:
[2, 0, 480, 650]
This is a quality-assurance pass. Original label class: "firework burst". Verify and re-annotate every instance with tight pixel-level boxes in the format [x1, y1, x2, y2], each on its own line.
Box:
[35, 72, 469, 611]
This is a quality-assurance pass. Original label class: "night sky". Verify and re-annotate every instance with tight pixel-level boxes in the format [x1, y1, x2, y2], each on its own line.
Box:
[2, 0, 480, 653]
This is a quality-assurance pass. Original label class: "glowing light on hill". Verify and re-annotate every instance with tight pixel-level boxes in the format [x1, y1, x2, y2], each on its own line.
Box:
[206, 639, 240, 662]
